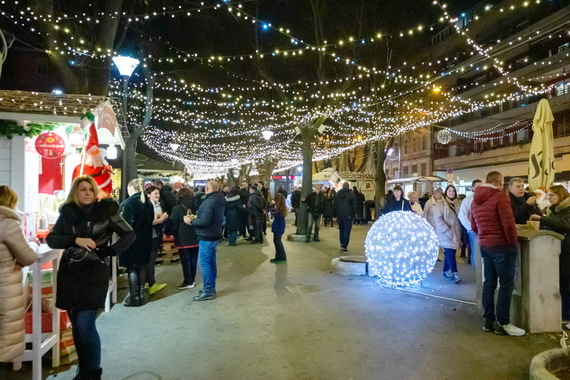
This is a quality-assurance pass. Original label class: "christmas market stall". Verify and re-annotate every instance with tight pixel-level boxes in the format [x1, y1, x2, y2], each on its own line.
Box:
[0, 90, 125, 379]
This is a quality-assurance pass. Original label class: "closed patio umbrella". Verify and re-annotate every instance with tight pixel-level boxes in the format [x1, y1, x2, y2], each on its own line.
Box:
[528, 98, 555, 191]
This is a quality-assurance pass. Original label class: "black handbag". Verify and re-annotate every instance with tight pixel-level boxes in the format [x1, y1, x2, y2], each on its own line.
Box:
[63, 222, 103, 271]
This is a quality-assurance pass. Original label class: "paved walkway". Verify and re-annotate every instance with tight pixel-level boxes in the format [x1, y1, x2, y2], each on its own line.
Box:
[1, 221, 561, 380]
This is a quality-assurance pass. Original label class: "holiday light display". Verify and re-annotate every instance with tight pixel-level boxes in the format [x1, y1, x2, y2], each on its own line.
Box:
[365, 211, 440, 287]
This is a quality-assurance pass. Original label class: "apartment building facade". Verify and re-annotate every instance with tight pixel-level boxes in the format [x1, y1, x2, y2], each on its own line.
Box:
[391, 0, 570, 194]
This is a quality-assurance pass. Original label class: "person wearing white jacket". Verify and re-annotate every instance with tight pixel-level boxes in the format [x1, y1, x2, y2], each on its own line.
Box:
[458, 179, 483, 269]
[423, 188, 444, 229]
[433, 185, 462, 283]
[0, 186, 38, 362]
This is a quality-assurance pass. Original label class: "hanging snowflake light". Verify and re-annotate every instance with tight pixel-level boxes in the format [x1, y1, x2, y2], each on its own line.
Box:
[365, 211, 439, 287]
[437, 129, 452, 144]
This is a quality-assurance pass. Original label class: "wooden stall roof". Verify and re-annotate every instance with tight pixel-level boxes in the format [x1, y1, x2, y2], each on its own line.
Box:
[0, 90, 110, 122]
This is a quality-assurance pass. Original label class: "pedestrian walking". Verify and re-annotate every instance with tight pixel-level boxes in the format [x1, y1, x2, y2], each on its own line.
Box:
[322, 187, 335, 227]
[424, 188, 443, 228]
[434, 185, 462, 283]
[353, 187, 365, 224]
[530, 185, 570, 328]
[471, 171, 525, 336]
[334, 182, 356, 253]
[47, 176, 135, 379]
[169, 188, 199, 290]
[269, 192, 288, 263]
[185, 181, 226, 301]
[0, 186, 39, 363]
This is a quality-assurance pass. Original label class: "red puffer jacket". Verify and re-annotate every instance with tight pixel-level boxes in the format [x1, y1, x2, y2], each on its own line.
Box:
[471, 185, 518, 248]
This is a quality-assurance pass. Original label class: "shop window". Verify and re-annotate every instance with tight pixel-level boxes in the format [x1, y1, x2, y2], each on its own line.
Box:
[411, 164, 418, 176]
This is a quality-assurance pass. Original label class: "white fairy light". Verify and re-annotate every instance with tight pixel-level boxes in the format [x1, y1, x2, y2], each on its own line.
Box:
[365, 211, 439, 287]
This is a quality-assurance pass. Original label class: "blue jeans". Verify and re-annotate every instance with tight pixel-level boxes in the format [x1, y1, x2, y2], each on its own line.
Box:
[468, 230, 480, 272]
[306, 213, 322, 241]
[443, 248, 458, 273]
[198, 240, 218, 293]
[228, 229, 238, 245]
[68, 308, 100, 374]
[480, 246, 518, 325]
[338, 216, 353, 249]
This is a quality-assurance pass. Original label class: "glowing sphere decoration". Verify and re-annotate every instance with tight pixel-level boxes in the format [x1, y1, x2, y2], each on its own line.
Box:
[365, 211, 439, 287]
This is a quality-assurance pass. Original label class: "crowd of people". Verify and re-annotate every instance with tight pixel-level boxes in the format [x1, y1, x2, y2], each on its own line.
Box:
[381, 172, 570, 337]
[4, 171, 570, 378]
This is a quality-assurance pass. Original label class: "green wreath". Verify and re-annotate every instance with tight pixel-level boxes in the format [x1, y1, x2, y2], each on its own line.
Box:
[0, 120, 54, 138]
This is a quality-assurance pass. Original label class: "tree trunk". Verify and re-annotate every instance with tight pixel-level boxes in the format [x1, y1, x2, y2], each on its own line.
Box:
[296, 126, 316, 236]
[373, 139, 391, 216]
[227, 168, 238, 188]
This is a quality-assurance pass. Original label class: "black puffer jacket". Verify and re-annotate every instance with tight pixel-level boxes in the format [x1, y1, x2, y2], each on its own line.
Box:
[119, 193, 154, 268]
[333, 188, 355, 218]
[225, 195, 244, 230]
[170, 197, 198, 247]
[191, 191, 227, 241]
[248, 190, 266, 217]
[540, 197, 570, 279]
[47, 199, 135, 310]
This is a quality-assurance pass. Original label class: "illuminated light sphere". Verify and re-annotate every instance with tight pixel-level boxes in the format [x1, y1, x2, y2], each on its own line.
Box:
[437, 129, 452, 144]
[365, 211, 439, 287]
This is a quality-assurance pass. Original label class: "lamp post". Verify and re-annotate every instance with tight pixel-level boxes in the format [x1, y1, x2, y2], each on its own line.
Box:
[112, 55, 140, 201]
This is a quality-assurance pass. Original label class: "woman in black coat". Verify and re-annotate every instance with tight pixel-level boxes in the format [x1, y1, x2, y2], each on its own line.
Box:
[225, 188, 245, 246]
[47, 176, 134, 380]
[169, 188, 200, 289]
[530, 185, 570, 325]
[119, 179, 154, 307]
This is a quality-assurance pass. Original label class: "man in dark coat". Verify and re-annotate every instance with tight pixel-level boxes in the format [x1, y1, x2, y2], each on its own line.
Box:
[353, 187, 365, 224]
[239, 181, 250, 238]
[508, 177, 541, 224]
[277, 185, 288, 198]
[120, 179, 155, 306]
[291, 187, 301, 226]
[334, 182, 356, 253]
[471, 171, 525, 336]
[248, 184, 266, 244]
[186, 180, 226, 301]
[303, 184, 325, 242]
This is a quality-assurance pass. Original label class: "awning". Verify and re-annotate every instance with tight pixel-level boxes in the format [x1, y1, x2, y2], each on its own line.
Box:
[0, 90, 125, 148]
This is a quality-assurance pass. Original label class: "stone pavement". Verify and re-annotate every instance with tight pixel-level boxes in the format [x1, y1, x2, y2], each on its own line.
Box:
[1, 220, 562, 380]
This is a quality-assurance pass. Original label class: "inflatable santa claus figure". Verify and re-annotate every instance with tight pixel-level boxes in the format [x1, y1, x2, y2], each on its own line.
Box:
[72, 113, 113, 198]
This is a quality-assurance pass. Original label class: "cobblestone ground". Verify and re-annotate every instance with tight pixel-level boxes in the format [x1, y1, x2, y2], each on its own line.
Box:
[1, 219, 561, 380]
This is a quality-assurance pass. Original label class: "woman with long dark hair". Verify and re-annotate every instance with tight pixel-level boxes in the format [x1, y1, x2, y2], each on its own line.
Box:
[47, 176, 134, 379]
[170, 188, 199, 289]
[269, 192, 288, 263]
